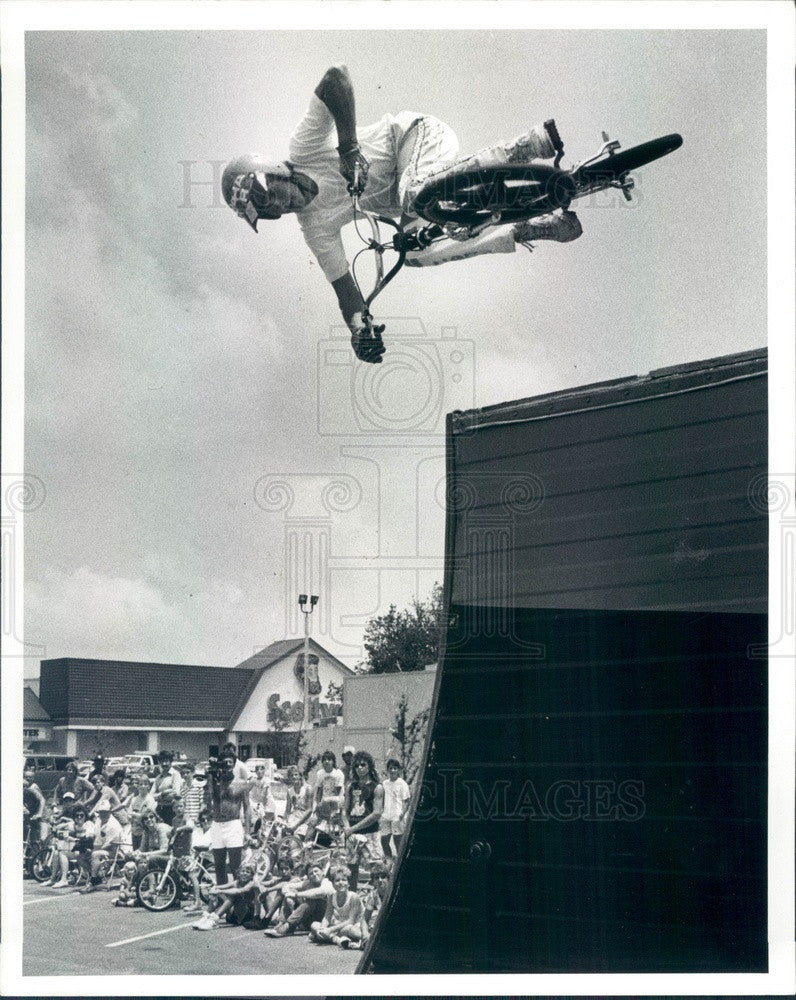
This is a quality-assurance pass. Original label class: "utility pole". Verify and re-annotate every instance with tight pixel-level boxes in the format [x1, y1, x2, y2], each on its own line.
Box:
[298, 593, 319, 727]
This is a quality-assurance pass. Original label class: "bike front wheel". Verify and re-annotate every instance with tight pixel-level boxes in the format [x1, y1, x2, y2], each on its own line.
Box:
[31, 848, 54, 883]
[137, 870, 178, 911]
[573, 133, 683, 189]
[413, 163, 577, 228]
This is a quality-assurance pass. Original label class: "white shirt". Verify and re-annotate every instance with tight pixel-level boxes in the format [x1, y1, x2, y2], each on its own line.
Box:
[94, 814, 124, 849]
[290, 95, 423, 282]
[233, 759, 251, 782]
[381, 776, 411, 822]
[314, 766, 345, 806]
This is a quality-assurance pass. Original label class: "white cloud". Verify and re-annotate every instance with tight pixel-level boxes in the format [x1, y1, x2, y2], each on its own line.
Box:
[26, 564, 256, 667]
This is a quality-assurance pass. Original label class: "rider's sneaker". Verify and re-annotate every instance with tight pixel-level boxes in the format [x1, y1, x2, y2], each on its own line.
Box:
[507, 122, 557, 162]
[51, 879, 70, 889]
[513, 210, 582, 245]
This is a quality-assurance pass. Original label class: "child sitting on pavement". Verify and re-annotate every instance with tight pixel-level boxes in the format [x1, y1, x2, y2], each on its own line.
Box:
[264, 861, 333, 937]
[113, 860, 140, 907]
[309, 864, 366, 949]
[360, 862, 392, 941]
[193, 860, 260, 931]
[258, 856, 297, 930]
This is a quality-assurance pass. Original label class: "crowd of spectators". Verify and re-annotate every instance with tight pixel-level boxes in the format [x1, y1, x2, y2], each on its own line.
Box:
[24, 741, 413, 951]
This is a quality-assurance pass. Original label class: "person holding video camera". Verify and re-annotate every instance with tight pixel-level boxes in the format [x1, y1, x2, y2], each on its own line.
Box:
[204, 748, 252, 887]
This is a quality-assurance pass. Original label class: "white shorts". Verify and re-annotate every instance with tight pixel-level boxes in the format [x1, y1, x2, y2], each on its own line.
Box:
[380, 817, 407, 837]
[210, 819, 244, 850]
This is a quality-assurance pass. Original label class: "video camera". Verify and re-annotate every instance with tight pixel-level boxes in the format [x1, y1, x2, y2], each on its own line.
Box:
[207, 756, 234, 781]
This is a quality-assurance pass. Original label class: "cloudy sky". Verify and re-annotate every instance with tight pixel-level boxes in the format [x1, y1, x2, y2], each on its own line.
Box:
[20, 21, 772, 678]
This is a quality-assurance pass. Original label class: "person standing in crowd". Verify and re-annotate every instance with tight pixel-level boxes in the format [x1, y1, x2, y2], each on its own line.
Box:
[108, 768, 131, 805]
[127, 774, 156, 850]
[89, 752, 106, 780]
[380, 757, 412, 858]
[248, 762, 275, 832]
[152, 750, 183, 825]
[219, 742, 251, 782]
[83, 772, 104, 817]
[343, 751, 384, 889]
[180, 763, 205, 823]
[341, 746, 356, 788]
[284, 767, 314, 832]
[305, 751, 345, 842]
[88, 773, 130, 832]
[79, 803, 124, 893]
[54, 760, 94, 810]
[204, 748, 251, 887]
[23, 767, 47, 849]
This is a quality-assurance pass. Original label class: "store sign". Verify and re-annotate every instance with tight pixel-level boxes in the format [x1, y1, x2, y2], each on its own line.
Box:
[266, 692, 342, 727]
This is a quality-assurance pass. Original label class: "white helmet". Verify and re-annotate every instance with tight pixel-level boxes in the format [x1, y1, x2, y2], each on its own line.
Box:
[221, 155, 316, 231]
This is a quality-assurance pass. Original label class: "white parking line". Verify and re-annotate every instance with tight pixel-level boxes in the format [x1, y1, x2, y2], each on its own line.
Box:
[106, 923, 194, 948]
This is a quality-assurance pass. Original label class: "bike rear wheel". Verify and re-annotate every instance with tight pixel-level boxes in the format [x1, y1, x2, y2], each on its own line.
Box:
[413, 163, 577, 228]
[573, 133, 682, 188]
[137, 870, 178, 911]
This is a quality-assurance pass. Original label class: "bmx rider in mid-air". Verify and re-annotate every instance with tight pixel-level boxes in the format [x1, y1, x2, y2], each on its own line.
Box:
[222, 65, 582, 363]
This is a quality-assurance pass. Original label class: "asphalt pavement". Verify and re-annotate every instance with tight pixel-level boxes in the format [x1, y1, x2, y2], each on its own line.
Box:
[23, 877, 361, 976]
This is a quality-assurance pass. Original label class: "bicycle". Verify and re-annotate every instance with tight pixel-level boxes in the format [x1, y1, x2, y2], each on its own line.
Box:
[30, 839, 88, 886]
[348, 127, 683, 338]
[274, 817, 349, 875]
[23, 815, 51, 876]
[136, 847, 215, 911]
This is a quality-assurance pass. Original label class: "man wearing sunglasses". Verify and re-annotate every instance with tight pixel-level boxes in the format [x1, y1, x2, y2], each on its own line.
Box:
[221, 65, 579, 365]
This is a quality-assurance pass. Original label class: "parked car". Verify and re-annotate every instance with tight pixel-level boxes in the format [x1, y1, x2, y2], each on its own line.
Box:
[23, 754, 73, 795]
[242, 757, 274, 780]
[120, 752, 157, 775]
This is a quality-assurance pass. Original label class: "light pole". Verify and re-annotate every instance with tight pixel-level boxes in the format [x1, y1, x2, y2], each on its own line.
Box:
[298, 594, 319, 727]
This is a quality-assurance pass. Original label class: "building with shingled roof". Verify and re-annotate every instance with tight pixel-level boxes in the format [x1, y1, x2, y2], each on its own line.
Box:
[37, 637, 354, 764]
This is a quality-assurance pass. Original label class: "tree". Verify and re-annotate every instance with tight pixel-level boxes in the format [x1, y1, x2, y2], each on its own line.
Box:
[358, 583, 443, 674]
[390, 691, 431, 785]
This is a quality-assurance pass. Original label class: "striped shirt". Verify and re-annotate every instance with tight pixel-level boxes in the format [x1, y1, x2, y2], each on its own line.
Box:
[182, 783, 204, 822]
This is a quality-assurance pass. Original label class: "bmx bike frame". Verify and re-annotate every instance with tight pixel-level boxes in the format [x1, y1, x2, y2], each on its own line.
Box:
[348, 129, 681, 334]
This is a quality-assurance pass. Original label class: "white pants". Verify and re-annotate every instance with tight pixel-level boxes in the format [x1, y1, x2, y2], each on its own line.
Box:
[398, 116, 555, 268]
